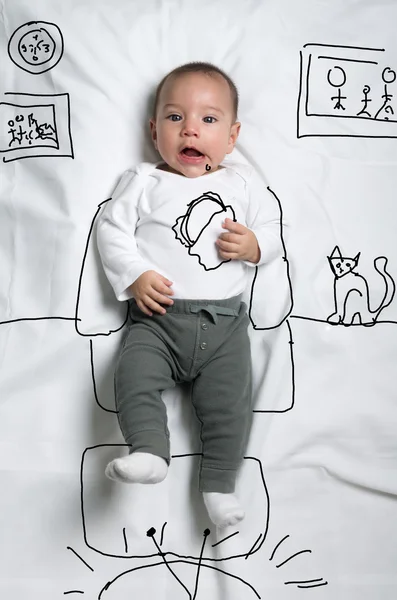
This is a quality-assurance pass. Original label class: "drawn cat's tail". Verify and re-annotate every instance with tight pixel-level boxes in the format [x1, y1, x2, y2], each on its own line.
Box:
[372, 257, 396, 319]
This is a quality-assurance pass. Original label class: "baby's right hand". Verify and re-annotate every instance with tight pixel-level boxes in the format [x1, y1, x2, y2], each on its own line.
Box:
[129, 270, 174, 316]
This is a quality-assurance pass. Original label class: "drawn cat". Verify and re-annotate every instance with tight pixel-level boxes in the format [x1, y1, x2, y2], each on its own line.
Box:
[327, 246, 395, 326]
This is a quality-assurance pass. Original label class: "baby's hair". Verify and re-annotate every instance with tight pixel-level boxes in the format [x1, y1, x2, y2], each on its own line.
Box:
[152, 61, 239, 122]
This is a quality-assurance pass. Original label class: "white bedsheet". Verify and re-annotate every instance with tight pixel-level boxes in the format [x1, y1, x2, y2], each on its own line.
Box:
[0, 1, 396, 598]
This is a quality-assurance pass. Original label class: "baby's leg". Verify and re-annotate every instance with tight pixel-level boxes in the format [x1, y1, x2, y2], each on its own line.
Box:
[107, 319, 176, 484]
[191, 311, 252, 528]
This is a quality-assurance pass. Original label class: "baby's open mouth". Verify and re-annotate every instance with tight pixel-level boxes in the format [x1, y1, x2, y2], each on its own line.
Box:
[181, 147, 204, 157]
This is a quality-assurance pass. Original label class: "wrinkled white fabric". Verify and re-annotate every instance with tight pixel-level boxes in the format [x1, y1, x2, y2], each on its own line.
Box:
[0, 1, 396, 599]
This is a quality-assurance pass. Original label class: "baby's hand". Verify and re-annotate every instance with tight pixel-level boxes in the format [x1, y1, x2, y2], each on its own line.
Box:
[216, 218, 260, 264]
[129, 270, 174, 316]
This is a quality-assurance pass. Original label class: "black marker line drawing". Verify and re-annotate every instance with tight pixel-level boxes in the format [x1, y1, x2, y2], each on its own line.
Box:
[160, 522, 167, 546]
[145, 526, 211, 600]
[269, 534, 289, 560]
[269, 535, 328, 589]
[212, 531, 239, 548]
[3, 102, 58, 149]
[8, 21, 64, 74]
[275, 548, 312, 568]
[98, 557, 261, 600]
[0, 182, 325, 595]
[327, 65, 347, 110]
[247, 187, 295, 414]
[0, 175, 322, 595]
[73, 182, 293, 421]
[67, 546, 94, 572]
[75, 199, 129, 337]
[251, 320, 295, 414]
[0, 316, 78, 326]
[290, 246, 396, 327]
[0, 92, 74, 162]
[285, 578, 328, 589]
[80, 448, 270, 561]
[70, 447, 326, 597]
[297, 43, 397, 137]
[122, 528, 128, 553]
[248, 187, 293, 331]
[374, 67, 396, 120]
[327, 246, 395, 326]
[172, 191, 236, 270]
[79, 187, 294, 415]
[245, 534, 262, 559]
[89, 339, 118, 414]
[357, 84, 372, 117]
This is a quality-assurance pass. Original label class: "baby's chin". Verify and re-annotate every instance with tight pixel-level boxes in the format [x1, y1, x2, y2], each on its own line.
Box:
[173, 160, 220, 178]
[182, 167, 219, 178]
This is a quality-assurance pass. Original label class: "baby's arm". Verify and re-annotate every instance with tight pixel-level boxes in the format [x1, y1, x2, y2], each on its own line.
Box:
[97, 169, 173, 314]
[217, 167, 284, 266]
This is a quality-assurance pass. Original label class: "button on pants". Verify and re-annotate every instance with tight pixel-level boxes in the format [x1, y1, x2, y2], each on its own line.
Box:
[115, 295, 253, 493]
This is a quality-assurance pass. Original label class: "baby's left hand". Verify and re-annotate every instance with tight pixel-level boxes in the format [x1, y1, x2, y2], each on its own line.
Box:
[216, 218, 260, 264]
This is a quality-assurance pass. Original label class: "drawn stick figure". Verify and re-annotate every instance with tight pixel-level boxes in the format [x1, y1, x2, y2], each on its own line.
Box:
[7, 115, 26, 147]
[327, 66, 347, 110]
[375, 67, 396, 120]
[357, 85, 372, 117]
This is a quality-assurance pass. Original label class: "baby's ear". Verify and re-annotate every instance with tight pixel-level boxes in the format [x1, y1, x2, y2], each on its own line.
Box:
[149, 119, 157, 147]
[227, 121, 241, 153]
[232, 121, 241, 140]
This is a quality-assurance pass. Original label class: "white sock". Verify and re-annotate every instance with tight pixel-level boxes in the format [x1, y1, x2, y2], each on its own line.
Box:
[203, 492, 245, 528]
[105, 452, 168, 484]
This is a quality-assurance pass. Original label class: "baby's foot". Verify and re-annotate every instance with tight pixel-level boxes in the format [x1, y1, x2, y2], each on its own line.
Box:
[105, 452, 168, 484]
[203, 492, 245, 528]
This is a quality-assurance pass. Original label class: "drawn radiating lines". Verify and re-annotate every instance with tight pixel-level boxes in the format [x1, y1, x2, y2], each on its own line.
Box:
[269, 534, 328, 589]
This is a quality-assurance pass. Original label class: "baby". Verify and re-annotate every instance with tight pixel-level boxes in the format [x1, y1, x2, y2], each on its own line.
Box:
[97, 62, 283, 527]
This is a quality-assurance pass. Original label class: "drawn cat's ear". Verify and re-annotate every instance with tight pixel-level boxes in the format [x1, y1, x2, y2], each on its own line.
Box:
[354, 252, 361, 263]
[330, 246, 342, 259]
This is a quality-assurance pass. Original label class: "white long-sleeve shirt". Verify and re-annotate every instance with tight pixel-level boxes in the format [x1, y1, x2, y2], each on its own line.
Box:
[97, 161, 283, 301]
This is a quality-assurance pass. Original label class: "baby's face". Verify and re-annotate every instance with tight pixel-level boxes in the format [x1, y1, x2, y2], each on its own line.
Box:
[150, 72, 240, 178]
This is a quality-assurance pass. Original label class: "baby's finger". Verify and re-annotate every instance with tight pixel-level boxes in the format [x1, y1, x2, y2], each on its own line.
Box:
[222, 218, 247, 234]
[159, 275, 174, 288]
[149, 281, 174, 304]
[144, 295, 167, 315]
[136, 298, 153, 317]
[219, 232, 241, 244]
[218, 249, 239, 260]
[216, 238, 240, 253]
[155, 281, 174, 296]
[150, 288, 174, 306]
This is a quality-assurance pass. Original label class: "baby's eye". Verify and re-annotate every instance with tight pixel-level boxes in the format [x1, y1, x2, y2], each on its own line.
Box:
[167, 114, 182, 122]
[203, 116, 217, 124]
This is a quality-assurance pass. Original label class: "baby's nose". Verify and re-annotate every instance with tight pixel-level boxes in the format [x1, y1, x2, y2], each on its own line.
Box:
[182, 119, 199, 136]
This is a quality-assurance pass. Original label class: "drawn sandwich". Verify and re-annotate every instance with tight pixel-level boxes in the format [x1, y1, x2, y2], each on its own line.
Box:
[172, 191, 236, 271]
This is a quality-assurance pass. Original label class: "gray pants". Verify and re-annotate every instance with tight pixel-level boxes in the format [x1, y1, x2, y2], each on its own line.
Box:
[115, 295, 253, 493]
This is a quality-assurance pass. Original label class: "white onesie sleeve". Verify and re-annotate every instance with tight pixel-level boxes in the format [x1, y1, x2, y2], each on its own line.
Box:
[244, 167, 286, 267]
[96, 169, 155, 301]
